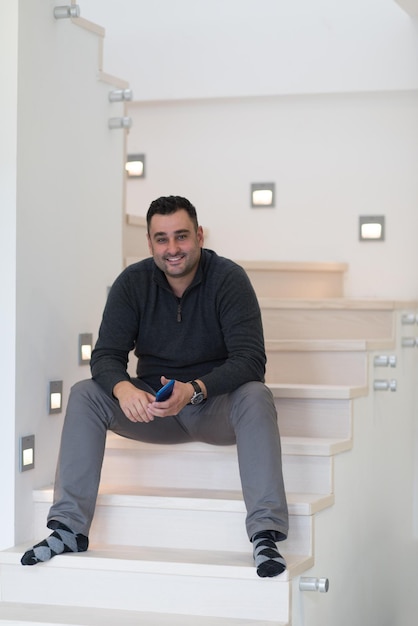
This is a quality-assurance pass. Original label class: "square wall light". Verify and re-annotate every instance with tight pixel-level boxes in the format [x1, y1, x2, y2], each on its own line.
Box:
[79, 333, 93, 365]
[49, 380, 63, 415]
[125, 154, 146, 178]
[359, 215, 385, 241]
[19, 435, 35, 472]
[251, 183, 275, 208]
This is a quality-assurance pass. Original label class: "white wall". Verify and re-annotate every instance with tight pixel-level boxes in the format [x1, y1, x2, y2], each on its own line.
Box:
[125, 91, 418, 299]
[77, 0, 418, 300]
[80, 0, 418, 99]
[11, 0, 126, 544]
[0, 0, 18, 551]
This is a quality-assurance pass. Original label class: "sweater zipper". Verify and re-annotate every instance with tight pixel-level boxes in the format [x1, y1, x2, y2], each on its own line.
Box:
[177, 299, 182, 322]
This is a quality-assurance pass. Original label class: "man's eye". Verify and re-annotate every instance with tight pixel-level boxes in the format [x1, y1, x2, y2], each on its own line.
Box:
[156, 238, 167, 244]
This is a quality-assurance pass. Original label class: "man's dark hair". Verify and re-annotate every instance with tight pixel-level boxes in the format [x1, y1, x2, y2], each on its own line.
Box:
[146, 196, 198, 232]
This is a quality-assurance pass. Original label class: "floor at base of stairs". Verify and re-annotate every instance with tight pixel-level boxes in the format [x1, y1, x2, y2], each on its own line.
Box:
[0, 603, 287, 625]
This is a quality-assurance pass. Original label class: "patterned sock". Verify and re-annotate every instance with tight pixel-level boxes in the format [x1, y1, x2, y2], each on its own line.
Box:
[20, 521, 89, 566]
[252, 530, 286, 578]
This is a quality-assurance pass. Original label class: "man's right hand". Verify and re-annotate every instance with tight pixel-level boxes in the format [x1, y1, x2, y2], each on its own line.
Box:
[112, 381, 156, 423]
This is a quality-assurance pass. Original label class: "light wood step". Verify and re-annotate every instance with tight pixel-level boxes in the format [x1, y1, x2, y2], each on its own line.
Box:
[124, 215, 149, 261]
[32, 487, 333, 557]
[272, 383, 366, 439]
[99, 435, 347, 495]
[266, 340, 368, 386]
[269, 382, 367, 400]
[0, 546, 311, 622]
[236, 260, 348, 299]
[259, 298, 405, 341]
[0, 602, 286, 625]
[123, 247, 347, 299]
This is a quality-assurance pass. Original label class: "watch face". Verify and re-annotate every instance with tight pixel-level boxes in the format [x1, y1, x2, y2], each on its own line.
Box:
[190, 392, 204, 405]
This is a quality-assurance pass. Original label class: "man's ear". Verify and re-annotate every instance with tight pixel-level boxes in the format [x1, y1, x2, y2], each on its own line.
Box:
[197, 225, 204, 247]
[147, 233, 152, 255]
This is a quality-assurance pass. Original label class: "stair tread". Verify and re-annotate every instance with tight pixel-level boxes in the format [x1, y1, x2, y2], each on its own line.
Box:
[258, 297, 418, 310]
[104, 432, 352, 456]
[266, 338, 394, 351]
[0, 602, 285, 625]
[33, 485, 334, 515]
[2, 544, 312, 581]
[268, 382, 367, 399]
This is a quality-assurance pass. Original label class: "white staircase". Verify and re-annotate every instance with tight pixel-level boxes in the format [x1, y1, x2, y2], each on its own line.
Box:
[1, 261, 417, 625]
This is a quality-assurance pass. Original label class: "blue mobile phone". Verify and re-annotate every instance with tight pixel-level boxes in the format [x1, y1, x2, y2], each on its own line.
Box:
[155, 379, 175, 402]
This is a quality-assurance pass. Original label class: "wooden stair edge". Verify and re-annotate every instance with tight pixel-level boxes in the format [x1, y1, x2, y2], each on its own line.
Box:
[32, 486, 334, 517]
[0, 602, 283, 626]
[258, 297, 418, 310]
[268, 382, 368, 399]
[234, 260, 348, 273]
[102, 432, 352, 455]
[1, 544, 313, 582]
[265, 338, 395, 351]
[126, 214, 147, 227]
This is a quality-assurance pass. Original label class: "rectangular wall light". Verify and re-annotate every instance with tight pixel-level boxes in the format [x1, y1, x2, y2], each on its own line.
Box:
[251, 183, 275, 207]
[359, 215, 385, 241]
[19, 435, 35, 472]
[125, 154, 146, 178]
[79, 333, 93, 365]
[49, 380, 63, 414]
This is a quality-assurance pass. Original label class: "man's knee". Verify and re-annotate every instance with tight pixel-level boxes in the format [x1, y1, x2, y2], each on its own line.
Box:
[233, 381, 274, 405]
[229, 381, 277, 424]
[69, 379, 105, 402]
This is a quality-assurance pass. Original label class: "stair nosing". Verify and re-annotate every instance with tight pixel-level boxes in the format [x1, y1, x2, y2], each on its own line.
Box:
[32, 486, 334, 516]
[2, 544, 313, 582]
[0, 602, 287, 626]
[103, 432, 352, 456]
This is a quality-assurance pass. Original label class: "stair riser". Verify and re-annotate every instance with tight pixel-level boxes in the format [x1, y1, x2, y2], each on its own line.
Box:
[276, 398, 351, 439]
[100, 449, 333, 495]
[33, 501, 312, 556]
[266, 351, 367, 386]
[247, 271, 344, 298]
[0, 565, 290, 622]
[261, 308, 394, 341]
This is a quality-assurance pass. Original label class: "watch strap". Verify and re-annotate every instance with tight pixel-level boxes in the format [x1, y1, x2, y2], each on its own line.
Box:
[189, 380, 202, 395]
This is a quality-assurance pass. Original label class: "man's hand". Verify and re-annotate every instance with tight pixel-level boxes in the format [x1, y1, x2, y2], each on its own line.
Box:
[113, 381, 156, 423]
[147, 376, 207, 417]
[113, 377, 207, 423]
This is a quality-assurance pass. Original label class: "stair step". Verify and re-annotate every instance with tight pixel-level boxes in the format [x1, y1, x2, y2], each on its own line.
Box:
[123, 254, 348, 299]
[266, 343, 368, 385]
[259, 298, 399, 341]
[0, 602, 285, 625]
[0, 547, 310, 622]
[99, 435, 343, 495]
[236, 260, 348, 298]
[269, 382, 367, 400]
[33, 486, 333, 517]
[104, 433, 352, 455]
[32, 487, 333, 556]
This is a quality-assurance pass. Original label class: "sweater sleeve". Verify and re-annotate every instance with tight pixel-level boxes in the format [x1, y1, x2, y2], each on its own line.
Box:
[199, 265, 266, 397]
[90, 270, 139, 396]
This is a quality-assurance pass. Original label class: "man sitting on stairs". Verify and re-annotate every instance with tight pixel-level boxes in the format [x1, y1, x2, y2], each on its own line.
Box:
[21, 195, 289, 578]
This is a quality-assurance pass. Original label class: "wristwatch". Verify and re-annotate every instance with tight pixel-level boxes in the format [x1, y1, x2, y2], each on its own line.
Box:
[189, 380, 205, 405]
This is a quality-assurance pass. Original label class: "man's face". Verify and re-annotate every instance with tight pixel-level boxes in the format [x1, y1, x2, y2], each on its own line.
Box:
[147, 209, 204, 283]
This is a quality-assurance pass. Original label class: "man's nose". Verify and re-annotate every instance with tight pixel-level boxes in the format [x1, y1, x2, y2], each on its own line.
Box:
[167, 238, 180, 253]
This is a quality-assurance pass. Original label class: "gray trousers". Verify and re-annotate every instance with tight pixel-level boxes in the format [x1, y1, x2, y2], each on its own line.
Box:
[48, 379, 289, 542]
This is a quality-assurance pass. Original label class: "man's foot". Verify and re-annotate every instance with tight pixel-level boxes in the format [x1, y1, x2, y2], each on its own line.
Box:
[21, 521, 88, 566]
[252, 530, 286, 578]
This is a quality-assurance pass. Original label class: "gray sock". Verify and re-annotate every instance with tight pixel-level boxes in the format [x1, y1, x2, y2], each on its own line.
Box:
[252, 530, 286, 578]
[21, 522, 88, 566]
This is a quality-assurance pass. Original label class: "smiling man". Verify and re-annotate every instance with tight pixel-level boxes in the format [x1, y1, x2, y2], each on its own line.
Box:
[21, 195, 289, 578]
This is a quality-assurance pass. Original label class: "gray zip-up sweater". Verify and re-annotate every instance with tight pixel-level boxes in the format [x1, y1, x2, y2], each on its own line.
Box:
[91, 249, 266, 397]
